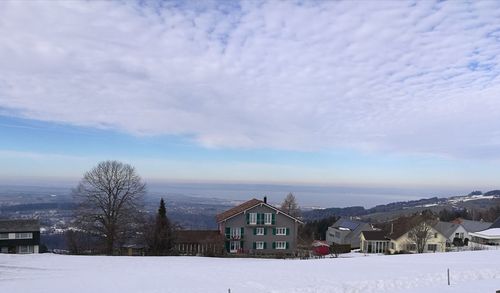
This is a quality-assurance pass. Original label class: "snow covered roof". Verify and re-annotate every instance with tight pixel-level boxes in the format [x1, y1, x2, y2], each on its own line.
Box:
[331, 218, 363, 231]
[469, 228, 500, 240]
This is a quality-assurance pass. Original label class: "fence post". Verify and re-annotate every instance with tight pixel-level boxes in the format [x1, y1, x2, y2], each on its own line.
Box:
[447, 268, 450, 286]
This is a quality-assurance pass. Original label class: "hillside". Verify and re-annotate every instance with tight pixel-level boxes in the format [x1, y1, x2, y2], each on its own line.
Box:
[1, 250, 499, 293]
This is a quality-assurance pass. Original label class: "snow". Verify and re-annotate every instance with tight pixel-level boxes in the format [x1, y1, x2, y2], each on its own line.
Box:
[1, 250, 500, 293]
[470, 228, 500, 239]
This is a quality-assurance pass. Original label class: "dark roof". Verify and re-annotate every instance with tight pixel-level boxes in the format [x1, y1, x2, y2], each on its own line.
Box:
[434, 221, 460, 238]
[0, 219, 40, 233]
[490, 217, 500, 229]
[216, 198, 263, 222]
[331, 218, 363, 231]
[361, 230, 388, 241]
[174, 230, 224, 243]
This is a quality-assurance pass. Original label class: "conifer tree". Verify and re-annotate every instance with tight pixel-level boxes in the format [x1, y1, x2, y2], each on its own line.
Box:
[149, 198, 174, 255]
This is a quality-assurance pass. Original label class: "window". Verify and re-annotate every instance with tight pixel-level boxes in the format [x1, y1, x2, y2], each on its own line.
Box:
[264, 213, 273, 225]
[15, 233, 32, 239]
[276, 227, 287, 235]
[427, 244, 437, 251]
[0, 233, 8, 240]
[255, 241, 265, 250]
[18, 245, 33, 254]
[434, 233, 438, 238]
[406, 244, 417, 251]
[229, 241, 240, 253]
[249, 213, 257, 225]
[231, 228, 242, 239]
[256, 227, 265, 235]
[275, 241, 287, 250]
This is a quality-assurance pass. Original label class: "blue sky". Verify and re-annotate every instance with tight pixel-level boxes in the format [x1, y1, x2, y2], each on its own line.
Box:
[1, 0, 500, 197]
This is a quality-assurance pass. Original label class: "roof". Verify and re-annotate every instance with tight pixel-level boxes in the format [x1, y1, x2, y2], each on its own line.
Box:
[451, 218, 492, 232]
[216, 198, 263, 222]
[361, 230, 388, 241]
[174, 230, 224, 243]
[490, 217, 500, 229]
[434, 221, 461, 238]
[215, 198, 303, 223]
[312, 240, 329, 247]
[469, 228, 500, 240]
[0, 219, 40, 233]
[331, 218, 363, 231]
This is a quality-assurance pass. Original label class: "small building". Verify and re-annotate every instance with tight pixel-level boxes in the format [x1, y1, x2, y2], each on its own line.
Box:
[311, 240, 330, 256]
[388, 222, 447, 253]
[0, 219, 40, 254]
[450, 218, 492, 241]
[468, 217, 500, 246]
[216, 197, 303, 255]
[326, 218, 374, 249]
[433, 221, 468, 245]
[174, 230, 225, 256]
[360, 230, 390, 254]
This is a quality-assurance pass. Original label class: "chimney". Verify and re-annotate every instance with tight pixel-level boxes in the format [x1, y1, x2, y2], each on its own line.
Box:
[263, 196, 267, 204]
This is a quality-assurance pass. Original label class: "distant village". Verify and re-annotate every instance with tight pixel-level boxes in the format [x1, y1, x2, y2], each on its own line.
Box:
[1, 193, 499, 257]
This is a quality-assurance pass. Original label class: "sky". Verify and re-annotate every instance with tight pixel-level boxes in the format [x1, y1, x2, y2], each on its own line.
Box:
[1, 0, 500, 199]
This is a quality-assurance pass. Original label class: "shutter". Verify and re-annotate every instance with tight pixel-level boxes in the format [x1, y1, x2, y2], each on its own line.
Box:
[272, 213, 276, 225]
[273, 228, 276, 235]
[286, 242, 289, 249]
[264, 242, 267, 249]
[264, 228, 267, 235]
[240, 241, 244, 250]
[253, 228, 256, 235]
[246, 213, 250, 224]
[253, 242, 256, 249]
[272, 242, 276, 249]
[257, 213, 262, 225]
[225, 241, 230, 252]
[240, 227, 244, 237]
[286, 228, 290, 235]
[225, 227, 230, 239]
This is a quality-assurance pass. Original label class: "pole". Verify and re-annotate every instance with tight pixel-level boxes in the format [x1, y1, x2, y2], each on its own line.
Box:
[447, 268, 450, 286]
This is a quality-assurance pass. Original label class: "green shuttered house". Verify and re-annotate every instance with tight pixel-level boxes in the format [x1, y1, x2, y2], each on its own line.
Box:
[216, 197, 302, 255]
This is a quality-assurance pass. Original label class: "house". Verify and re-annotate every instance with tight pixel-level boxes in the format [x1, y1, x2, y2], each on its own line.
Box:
[216, 197, 303, 255]
[468, 217, 500, 245]
[326, 218, 374, 249]
[433, 221, 468, 245]
[450, 218, 492, 241]
[174, 230, 225, 256]
[388, 221, 447, 253]
[360, 230, 390, 254]
[0, 219, 40, 254]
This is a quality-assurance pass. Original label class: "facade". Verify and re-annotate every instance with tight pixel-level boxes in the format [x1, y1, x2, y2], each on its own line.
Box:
[216, 197, 303, 255]
[0, 219, 40, 254]
[360, 230, 390, 254]
[388, 225, 447, 253]
[326, 218, 374, 249]
[174, 230, 225, 256]
[468, 216, 500, 245]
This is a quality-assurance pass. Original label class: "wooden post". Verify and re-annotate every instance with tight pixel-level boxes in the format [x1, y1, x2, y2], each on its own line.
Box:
[447, 268, 450, 286]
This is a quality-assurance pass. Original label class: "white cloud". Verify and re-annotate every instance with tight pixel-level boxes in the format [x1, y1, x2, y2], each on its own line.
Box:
[0, 0, 500, 157]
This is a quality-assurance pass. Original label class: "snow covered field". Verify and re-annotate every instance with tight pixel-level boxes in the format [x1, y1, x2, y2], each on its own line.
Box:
[1, 250, 499, 293]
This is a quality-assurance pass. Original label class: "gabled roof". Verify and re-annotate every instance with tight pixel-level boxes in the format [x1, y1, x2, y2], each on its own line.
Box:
[215, 198, 303, 223]
[0, 219, 39, 233]
[451, 218, 492, 232]
[361, 230, 388, 241]
[434, 221, 461, 238]
[490, 217, 500, 229]
[469, 228, 500, 239]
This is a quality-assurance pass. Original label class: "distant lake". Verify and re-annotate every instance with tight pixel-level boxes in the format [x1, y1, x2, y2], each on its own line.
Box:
[0, 182, 470, 208]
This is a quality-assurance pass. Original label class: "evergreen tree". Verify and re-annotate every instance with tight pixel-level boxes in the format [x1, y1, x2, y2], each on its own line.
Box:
[148, 198, 174, 255]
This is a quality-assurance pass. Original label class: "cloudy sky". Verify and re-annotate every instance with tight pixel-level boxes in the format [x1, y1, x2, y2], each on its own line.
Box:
[1, 0, 500, 195]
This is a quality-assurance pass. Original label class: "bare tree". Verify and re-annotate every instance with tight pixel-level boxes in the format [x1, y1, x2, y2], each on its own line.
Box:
[281, 192, 301, 218]
[407, 220, 434, 253]
[73, 160, 146, 255]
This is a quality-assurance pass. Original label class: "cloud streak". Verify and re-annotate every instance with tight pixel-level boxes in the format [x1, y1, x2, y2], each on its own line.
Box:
[1, 1, 500, 157]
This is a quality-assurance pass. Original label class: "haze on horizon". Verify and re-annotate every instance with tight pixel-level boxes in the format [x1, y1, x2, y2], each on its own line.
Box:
[1, 1, 500, 201]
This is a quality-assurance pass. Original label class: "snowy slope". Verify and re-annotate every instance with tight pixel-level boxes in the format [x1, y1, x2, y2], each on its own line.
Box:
[1, 250, 499, 293]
